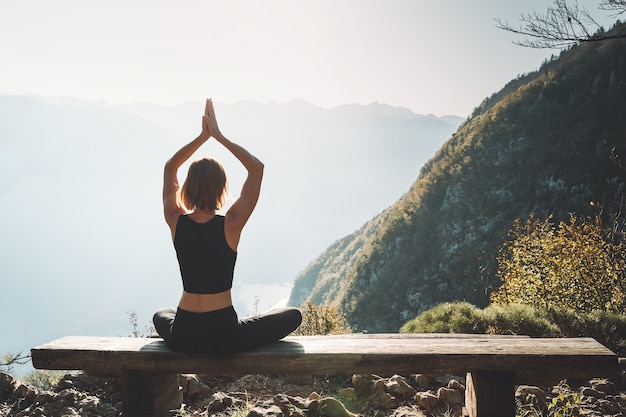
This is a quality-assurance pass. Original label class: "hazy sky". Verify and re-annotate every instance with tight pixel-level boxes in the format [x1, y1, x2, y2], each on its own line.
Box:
[1, 0, 617, 117]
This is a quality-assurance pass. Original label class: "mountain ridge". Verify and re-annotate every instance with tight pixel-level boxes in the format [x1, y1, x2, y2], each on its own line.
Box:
[288, 22, 626, 332]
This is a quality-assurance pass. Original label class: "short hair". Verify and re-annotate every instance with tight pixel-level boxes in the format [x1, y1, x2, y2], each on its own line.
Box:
[181, 158, 228, 211]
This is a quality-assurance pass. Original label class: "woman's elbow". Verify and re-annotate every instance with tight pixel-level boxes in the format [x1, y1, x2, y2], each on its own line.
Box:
[164, 158, 178, 175]
[253, 159, 265, 175]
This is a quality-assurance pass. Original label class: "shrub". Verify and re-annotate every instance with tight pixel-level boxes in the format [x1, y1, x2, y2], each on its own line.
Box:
[399, 302, 484, 334]
[481, 303, 560, 337]
[22, 370, 66, 391]
[400, 302, 626, 355]
[294, 300, 352, 336]
[128, 309, 156, 338]
[400, 302, 558, 336]
[491, 214, 626, 313]
[546, 307, 626, 356]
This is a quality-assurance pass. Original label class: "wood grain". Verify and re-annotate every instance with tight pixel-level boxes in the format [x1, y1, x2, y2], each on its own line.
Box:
[31, 334, 617, 385]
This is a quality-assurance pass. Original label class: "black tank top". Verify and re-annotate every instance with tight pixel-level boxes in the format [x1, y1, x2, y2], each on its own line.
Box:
[174, 214, 237, 294]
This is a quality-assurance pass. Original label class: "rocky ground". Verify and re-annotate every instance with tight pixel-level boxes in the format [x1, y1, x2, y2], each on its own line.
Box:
[1, 369, 626, 417]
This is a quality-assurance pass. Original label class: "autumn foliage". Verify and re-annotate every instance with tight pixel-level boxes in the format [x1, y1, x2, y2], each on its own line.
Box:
[490, 213, 626, 313]
[293, 301, 351, 336]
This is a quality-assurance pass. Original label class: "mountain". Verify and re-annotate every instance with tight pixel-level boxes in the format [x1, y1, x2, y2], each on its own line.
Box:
[0, 95, 460, 367]
[288, 23, 626, 332]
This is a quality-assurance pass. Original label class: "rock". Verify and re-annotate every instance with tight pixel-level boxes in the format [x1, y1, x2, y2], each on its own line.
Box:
[309, 391, 363, 416]
[56, 388, 79, 403]
[226, 374, 270, 393]
[206, 391, 243, 413]
[272, 394, 308, 417]
[515, 385, 547, 412]
[596, 397, 621, 414]
[247, 403, 284, 417]
[5, 381, 122, 417]
[307, 393, 321, 414]
[1, 372, 15, 397]
[414, 391, 439, 412]
[76, 395, 105, 416]
[12, 379, 38, 402]
[447, 379, 465, 393]
[370, 380, 396, 409]
[590, 378, 618, 395]
[5, 381, 38, 416]
[55, 372, 110, 393]
[308, 392, 321, 401]
[33, 390, 57, 406]
[351, 374, 378, 397]
[246, 394, 359, 417]
[179, 373, 212, 399]
[339, 387, 357, 401]
[385, 375, 416, 399]
[411, 374, 433, 390]
[436, 387, 463, 405]
[581, 386, 605, 399]
[3, 371, 626, 417]
[318, 396, 362, 417]
[351, 374, 395, 409]
[390, 406, 428, 417]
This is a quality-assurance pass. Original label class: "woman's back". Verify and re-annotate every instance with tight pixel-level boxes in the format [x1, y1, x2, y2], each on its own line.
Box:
[174, 214, 237, 295]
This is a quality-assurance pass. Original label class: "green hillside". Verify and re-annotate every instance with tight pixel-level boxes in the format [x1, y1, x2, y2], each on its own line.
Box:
[288, 22, 626, 332]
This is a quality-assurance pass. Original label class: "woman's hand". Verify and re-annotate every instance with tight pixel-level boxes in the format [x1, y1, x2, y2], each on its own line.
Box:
[204, 98, 224, 140]
[201, 115, 210, 139]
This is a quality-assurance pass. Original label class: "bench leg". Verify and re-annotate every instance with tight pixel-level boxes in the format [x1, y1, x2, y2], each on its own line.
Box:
[121, 370, 182, 417]
[465, 371, 515, 417]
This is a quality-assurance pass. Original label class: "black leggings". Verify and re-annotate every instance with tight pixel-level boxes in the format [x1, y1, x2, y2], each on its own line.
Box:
[153, 305, 302, 354]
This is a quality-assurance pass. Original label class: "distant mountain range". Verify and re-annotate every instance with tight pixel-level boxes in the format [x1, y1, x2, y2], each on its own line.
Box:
[288, 22, 626, 332]
[0, 94, 461, 363]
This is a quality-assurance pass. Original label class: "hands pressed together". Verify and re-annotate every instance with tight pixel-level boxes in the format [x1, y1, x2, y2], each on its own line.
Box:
[201, 98, 223, 140]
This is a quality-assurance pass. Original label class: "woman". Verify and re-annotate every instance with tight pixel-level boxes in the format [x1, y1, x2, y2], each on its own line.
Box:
[153, 98, 302, 354]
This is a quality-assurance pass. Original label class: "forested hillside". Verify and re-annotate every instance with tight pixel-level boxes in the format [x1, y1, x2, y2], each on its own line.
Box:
[289, 22, 626, 332]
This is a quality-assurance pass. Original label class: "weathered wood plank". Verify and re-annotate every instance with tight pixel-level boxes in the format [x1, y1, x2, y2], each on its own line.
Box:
[31, 334, 617, 386]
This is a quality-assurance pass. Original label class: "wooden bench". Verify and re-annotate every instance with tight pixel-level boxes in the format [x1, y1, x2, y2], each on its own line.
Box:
[31, 334, 617, 417]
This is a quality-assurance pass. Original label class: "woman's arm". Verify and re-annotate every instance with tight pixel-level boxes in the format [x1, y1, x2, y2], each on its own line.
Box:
[205, 99, 264, 249]
[163, 105, 211, 234]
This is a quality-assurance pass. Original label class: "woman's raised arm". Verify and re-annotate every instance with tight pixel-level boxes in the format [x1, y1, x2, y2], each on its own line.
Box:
[205, 99, 264, 249]
[162, 104, 211, 234]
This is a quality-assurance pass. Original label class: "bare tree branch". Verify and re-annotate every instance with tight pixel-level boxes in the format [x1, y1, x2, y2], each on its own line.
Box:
[1, 351, 31, 373]
[600, 0, 626, 16]
[496, 0, 626, 49]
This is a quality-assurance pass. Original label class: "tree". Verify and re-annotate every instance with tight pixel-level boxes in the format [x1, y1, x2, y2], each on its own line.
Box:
[496, 0, 626, 48]
[0, 352, 30, 374]
[293, 301, 351, 336]
[491, 214, 626, 312]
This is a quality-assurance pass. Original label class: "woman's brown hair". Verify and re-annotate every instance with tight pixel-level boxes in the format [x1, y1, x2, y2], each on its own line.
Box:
[181, 158, 228, 211]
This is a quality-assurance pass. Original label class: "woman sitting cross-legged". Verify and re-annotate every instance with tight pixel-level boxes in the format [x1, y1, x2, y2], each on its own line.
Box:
[153, 98, 302, 354]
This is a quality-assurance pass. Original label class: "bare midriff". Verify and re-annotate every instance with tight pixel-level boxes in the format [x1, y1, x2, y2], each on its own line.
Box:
[178, 289, 233, 313]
